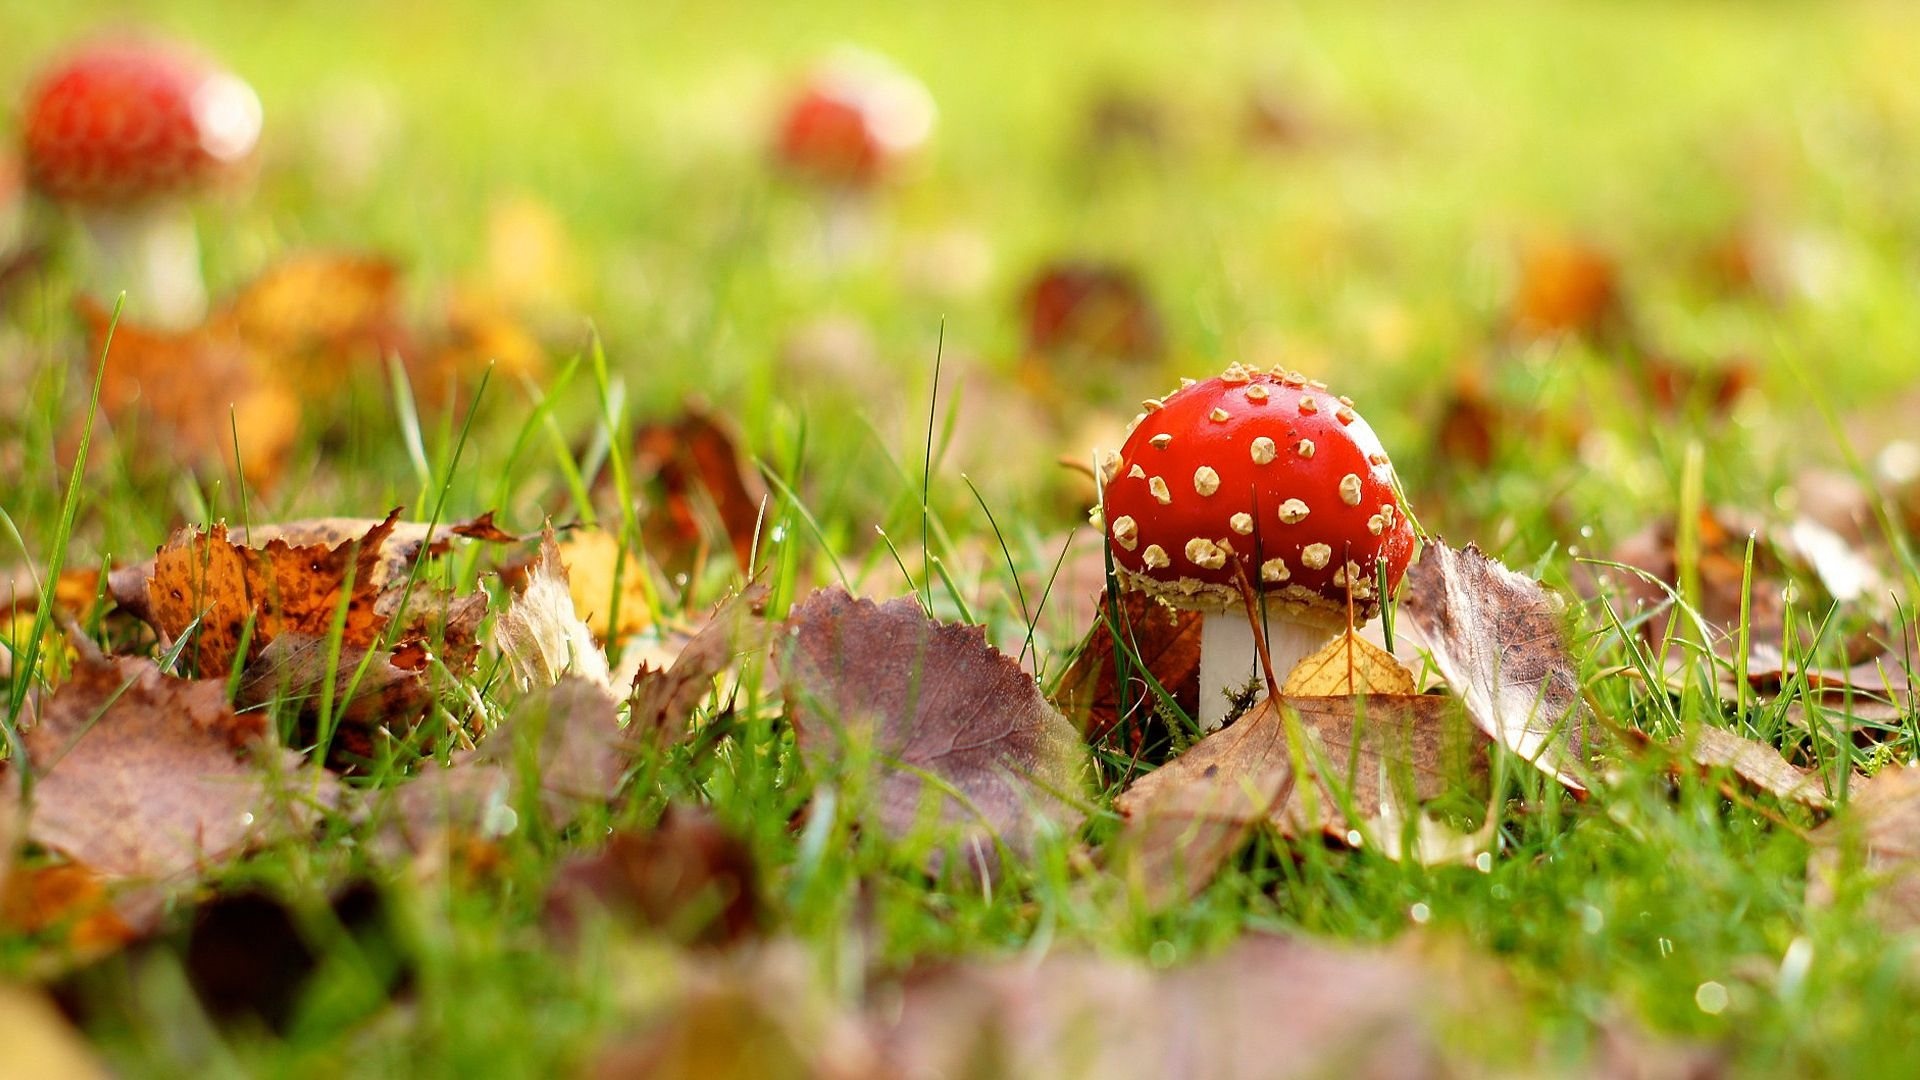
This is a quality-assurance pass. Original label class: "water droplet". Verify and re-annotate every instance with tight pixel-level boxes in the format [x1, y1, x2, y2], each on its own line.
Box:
[770, 524, 788, 543]
[1579, 525, 1594, 538]
[1148, 940, 1177, 968]
[1345, 829, 1364, 847]
[1695, 981, 1729, 1015]
[239, 812, 254, 827]
[1582, 905, 1605, 934]
[1658, 937, 1674, 958]
[1475, 851, 1492, 873]
[1778, 937, 1814, 999]
[1409, 903, 1431, 925]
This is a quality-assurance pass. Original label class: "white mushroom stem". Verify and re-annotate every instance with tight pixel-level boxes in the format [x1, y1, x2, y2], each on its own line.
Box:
[1198, 609, 1335, 731]
[76, 201, 207, 328]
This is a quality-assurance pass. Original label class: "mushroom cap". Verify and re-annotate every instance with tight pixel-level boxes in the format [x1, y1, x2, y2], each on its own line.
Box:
[21, 40, 262, 206]
[1097, 364, 1417, 622]
[775, 49, 934, 189]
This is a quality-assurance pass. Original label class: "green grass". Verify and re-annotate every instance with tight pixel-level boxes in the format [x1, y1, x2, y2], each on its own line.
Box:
[8, 0, 1920, 1075]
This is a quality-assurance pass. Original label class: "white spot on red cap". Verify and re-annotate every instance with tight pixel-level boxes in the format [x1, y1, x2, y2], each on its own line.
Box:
[1261, 557, 1289, 582]
[1301, 543, 1332, 569]
[1250, 437, 1277, 465]
[1339, 473, 1363, 505]
[1142, 544, 1169, 569]
[1209, 407, 1230, 423]
[1111, 515, 1138, 550]
[1184, 537, 1227, 570]
[1149, 476, 1171, 504]
[1193, 466, 1220, 496]
[1297, 438, 1315, 459]
[1149, 433, 1172, 449]
[1279, 499, 1310, 523]
[1230, 512, 1254, 535]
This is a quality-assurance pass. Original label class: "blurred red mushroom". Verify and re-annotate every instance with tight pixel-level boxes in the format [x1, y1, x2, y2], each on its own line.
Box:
[773, 48, 933, 261]
[1097, 364, 1417, 728]
[20, 38, 261, 327]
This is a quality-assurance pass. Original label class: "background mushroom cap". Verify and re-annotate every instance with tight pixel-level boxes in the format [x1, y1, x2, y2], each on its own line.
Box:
[1098, 365, 1418, 618]
[774, 48, 933, 189]
[21, 39, 261, 206]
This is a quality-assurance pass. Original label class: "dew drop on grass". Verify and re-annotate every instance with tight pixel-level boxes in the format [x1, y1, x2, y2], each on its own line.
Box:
[240, 812, 254, 827]
[1658, 937, 1674, 958]
[1475, 851, 1493, 873]
[1778, 937, 1814, 1000]
[1149, 940, 1177, 968]
[1695, 981, 1729, 1015]
[770, 524, 787, 543]
[1582, 905, 1604, 934]
[1410, 903, 1431, 924]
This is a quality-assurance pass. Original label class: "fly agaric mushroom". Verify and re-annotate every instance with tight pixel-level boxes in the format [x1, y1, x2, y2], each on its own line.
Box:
[774, 48, 933, 260]
[1095, 364, 1417, 728]
[21, 39, 262, 327]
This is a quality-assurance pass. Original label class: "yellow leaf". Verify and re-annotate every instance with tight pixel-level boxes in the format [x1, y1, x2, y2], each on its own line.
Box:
[1280, 629, 1415, 697]
[557, 528, 654, 642]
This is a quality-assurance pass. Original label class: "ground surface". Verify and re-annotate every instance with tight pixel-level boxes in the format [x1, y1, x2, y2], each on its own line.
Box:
[7, 2, 1920, 1077]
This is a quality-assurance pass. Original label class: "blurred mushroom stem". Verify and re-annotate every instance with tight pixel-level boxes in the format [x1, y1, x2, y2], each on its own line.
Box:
[818, 191, 875, 266]
[78, 202, 205, 327]
[1198, 610, 1330, 731]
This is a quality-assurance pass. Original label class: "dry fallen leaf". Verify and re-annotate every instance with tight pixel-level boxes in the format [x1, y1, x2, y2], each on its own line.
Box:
[628, 582, 770, 748]
[777, 589, 1085, 873]
[545, 806, 762, 948]
[1507, 235, 1626, 342]
[1, 862, 143, 962]
[78, 296, 302, 488]
[379, 676, 628, 859]
[629, 406, 769, 575]
[878, 934, 1446, 1080]
[17, 646, 339, 880]
[494, 529, 614, 694]
[1113, 694, 1486, 905]
[1282, 628, 1418, 697]
[1685, 725, 1831, 811]
[1400, 541, 1588, 793]
[1051, 589, 1201, 747]
[224, 251, 410, 400]
[557, 527, 655, 641]
[1808, 766, 1920, 932]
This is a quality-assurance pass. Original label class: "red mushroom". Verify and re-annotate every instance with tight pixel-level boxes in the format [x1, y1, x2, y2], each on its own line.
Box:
[773, 48, 933, 260]
[21, 39, 261, 327]
[1095, 364, 1418, 728]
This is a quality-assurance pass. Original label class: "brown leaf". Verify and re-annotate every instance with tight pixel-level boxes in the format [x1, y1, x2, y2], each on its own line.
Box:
[234, 511, 518, 590]
[18, 649, 338, 879]
[1282, 628, 1418, 696]
[1400, 541, 1588, 793]
[1114, 694, 1485, 905]
[380, 677, 627, 858]
[77, 297, 301, 489]
[144, 510, 398, 676]
[629, 582, 770, 748]
[1686, 726, 1831, 811]
[1808, 766, 1920, 932]
[588, 942, 878, 1080]
[630, 406, 769, 574]
[1507, 235, 1626, 342]
[223, 251, 411, 400]
[0, 863, 141, 962]
[777, 589, 1085, 872]
[545, 806, 761, 947]
[1051, 589, 1201, 745]
[878, 934, 1445, 1079]
[1018, 260, 1165, 370]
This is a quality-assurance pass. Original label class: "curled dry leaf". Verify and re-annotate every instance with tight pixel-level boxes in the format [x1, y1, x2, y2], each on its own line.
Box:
[1400, 541, 1588, 793]
[776, 589, 1085, 872]
[1052, 589, 1201, 746]
[16, 648, 339, 880]
[1808, 766, 1920, 932]
[878, 934, 1445, 1080]
[588, 941, 879, 1080]
[628, 581, 770, 748]
[545, 805, 762, 948]
[1685, 725, 1831, 811]
[1113, 694, 1486, 906]
[629, 406, 769, 574]
[1281, 628, 1418, 697]
[379, 676, 628, 859]
[494, 529, 613, 694]
[223, 252, 411, 401]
